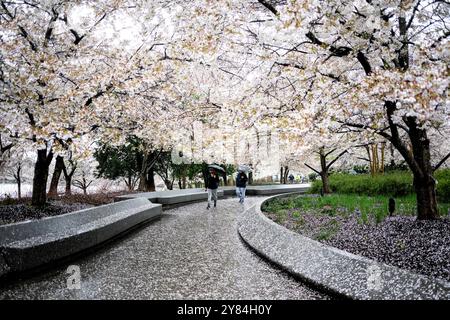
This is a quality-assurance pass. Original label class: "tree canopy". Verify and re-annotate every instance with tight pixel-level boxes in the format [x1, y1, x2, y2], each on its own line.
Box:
[1, 0, 449, 217]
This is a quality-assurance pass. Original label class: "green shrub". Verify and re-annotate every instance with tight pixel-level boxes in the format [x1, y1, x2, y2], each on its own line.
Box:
[353, 165, 369, 174]
[310, 169, 450, 202]
[435, 169, 450, 203]
[384, 162, 409, 172]
[308, 172, 319, 181]
[310, 171, 413, 197]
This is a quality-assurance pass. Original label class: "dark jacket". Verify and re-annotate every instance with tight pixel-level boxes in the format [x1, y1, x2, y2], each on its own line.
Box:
[236, 172, 248, 188]
[206, 174, 220, 189]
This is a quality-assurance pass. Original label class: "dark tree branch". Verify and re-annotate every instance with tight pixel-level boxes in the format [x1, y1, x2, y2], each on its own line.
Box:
[84, 84, 113, 107]
[337, 120, 392, 141]
[257, 0, 278, 16]
[385, 101, 422, 177]
[434, 151, 450, 171]
[63, 160, 77, 179]
[18, 25, 38, 52]
[326, 150, 348, 170]
[24, 108, 36, 126]
[1, 1, 14, 19]
[306, 32, 373, 76]
[43, 7, 59, 47]
[329, 46, 352, 57]
[304, 162, 321, 175]
[69, 29, 85, 45]
[406, 0, 422, 31]
[0, 137, 13, 153]
[356, 51, 372, 75]
[275, 61, 305, 70]
[325, 148, 337, 157]
[305, 31, 324, 46]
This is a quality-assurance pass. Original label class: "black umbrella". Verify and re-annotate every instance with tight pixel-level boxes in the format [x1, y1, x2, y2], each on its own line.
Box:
[207, 164, 226, 173]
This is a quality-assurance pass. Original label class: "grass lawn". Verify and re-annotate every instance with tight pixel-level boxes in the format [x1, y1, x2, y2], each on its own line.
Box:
[262, 194, 450, 224]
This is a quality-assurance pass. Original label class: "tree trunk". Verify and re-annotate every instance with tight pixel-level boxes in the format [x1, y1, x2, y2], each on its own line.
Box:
[380, 142, 385, 173]
[138, 174, 147, 191]
[16, 165, 21, 199]
[31, 148, 53, 206]
[80, 177, 88, 195]
[138, 152, 149, 191]
[320, 171, 331, 194]
[320, 151, 331, 194]
[63, 162, 76, 196]
[280, 166, 283, 184]
[384, 100, 439, 220]
[406, 116, 439, 220]
[48, 155, 65, 197]
[366, 146, 373, 175]
[146, 168, 155, 191]
[414, 174, 438, 220]
[124, 176, 134, 191]
[283, 166, 289, 184]
[17, 178, 21, 199]
[65, 175, 73, 195]
[182, 176, 187, 189]
[372, 144, 379, 174]
[178, 176, 186, 189]
[164, 179, 173, 190]
[390, 142, 395, 167]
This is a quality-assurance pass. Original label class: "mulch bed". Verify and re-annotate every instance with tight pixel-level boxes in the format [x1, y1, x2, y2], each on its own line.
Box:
[265, 209, 450, 282]
[0, 191, 137, 226]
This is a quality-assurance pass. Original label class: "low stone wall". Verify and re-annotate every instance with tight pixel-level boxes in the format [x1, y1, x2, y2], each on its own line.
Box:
[237, 194, 450, 300]
[246, 185, 310, 195]
[115, 188, 224, 205]
[0, 198, 161, 278]
[117, 184, 311, 202]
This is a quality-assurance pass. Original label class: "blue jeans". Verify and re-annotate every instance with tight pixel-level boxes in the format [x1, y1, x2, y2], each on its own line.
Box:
[207, 188, 218, 207]
[236, 187, 246, 203]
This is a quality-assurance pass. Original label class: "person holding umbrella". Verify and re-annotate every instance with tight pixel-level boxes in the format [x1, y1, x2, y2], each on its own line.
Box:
[236, 170, 248, 204]
[205, 165, 223, 209]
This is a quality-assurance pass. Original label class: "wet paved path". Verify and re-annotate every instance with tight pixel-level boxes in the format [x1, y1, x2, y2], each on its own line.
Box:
[0, 197, 328, 299]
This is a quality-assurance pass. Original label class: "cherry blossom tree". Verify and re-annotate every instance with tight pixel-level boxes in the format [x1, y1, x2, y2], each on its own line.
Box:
[0, 0, 129, 205]
[72, 158, 97, 195]
[0, 0, 192, 204]
[190, 0, 449, 219]
[2, 0, 448, 221]
[276, 0, 450, 219]
[1, 142, 33, 199]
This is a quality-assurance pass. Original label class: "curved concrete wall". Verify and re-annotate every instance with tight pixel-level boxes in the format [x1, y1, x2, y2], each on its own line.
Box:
[0, 198, 161, 278]
[115, 188, 224, 205]
[115, 185, 311, 204]
[237, 194, 450, 300]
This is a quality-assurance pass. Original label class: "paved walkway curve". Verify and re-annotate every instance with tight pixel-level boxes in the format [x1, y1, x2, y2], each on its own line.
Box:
[0, 197, 328, 299]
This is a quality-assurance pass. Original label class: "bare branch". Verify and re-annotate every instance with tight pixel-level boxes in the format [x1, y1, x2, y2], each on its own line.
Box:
[326, 150, 348, 170]
[257, 0, 278, 16]
[434, 151, 450, 171]
[304, 162, 321, 175]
